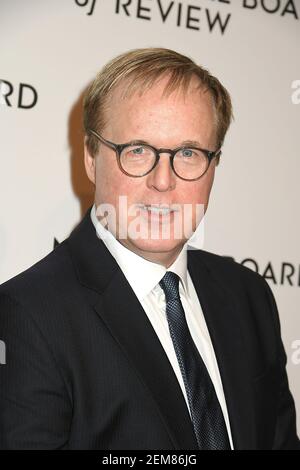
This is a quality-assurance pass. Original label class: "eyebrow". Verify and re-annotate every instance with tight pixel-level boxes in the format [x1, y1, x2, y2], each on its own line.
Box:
[125, 139, 203, 148]
[178, 140, 203, 148]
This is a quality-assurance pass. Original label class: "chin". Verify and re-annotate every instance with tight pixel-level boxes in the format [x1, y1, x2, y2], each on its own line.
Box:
[126, 236, 185, 256]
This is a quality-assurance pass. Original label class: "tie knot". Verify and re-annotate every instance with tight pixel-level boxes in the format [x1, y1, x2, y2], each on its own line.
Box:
[159, 271, 180, 303]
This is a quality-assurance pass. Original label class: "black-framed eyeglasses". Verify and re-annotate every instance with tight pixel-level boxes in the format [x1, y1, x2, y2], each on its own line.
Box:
[88, 129, 221, 181]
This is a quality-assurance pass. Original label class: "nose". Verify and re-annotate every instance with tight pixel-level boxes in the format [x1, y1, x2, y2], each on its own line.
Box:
[146, 153, 176, 192]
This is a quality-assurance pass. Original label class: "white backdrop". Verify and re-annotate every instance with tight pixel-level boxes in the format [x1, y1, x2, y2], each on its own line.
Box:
[1, 0, 300, 434]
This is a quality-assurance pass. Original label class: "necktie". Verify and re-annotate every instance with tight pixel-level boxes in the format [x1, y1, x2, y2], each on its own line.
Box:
[159, 271, 230, 450]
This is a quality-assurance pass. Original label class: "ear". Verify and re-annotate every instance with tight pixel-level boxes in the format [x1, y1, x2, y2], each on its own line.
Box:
[84, 137, 96, 185]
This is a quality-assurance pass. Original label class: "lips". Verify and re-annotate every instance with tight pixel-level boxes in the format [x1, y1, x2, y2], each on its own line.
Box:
[136, 203, 180, 215]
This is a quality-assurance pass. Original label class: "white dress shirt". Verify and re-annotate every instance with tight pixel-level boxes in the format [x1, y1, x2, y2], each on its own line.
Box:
[90, 204, 233, 448]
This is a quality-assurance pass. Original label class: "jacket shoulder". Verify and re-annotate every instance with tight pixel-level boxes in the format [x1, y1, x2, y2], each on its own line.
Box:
[190, 248, 271, 297]
[193, 248, 264, 280]
[0, 240, 74, 304]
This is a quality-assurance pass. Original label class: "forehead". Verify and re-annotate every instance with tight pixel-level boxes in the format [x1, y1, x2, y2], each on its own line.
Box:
[109, 73, 212, 107]
[104, 75, 217, 143]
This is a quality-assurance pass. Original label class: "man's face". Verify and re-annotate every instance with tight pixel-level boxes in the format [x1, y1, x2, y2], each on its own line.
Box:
[85, 76, 218, 266]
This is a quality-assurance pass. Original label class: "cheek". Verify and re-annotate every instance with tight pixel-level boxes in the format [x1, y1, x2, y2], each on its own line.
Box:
[95, 157, 138, 205]
[178, 178, 214, 205]
[196, 167, 216, 203]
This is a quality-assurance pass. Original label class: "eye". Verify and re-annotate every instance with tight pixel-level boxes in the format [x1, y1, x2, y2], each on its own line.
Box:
[125, 145, 154, 158]
[181, 149, 194, 158]
[131, 146, 144, 155]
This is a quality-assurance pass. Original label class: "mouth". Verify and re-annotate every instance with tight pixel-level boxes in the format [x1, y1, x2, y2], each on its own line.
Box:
[136, 203, 180, 216]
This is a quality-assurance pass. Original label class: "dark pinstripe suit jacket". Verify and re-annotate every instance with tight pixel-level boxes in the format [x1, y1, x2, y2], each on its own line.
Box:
[0, 207, 299, 449]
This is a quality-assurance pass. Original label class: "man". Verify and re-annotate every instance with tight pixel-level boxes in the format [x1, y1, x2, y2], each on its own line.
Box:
[0, 48, 299, 450]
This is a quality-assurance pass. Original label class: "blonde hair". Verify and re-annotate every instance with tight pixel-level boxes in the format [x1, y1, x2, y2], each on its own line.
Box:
[83, 47, 233, 156]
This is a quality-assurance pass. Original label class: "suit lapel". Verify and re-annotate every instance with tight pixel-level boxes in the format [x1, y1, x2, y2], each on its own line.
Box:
[94, 270, 199, 449]
[66, 208, 198, 450]
[188, 250, 257, 449]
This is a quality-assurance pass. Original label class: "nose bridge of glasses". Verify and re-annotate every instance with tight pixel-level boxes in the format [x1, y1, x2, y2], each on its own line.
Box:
[155, 149, 176, 172]
[157, 148, 174, 158]
[152, 149, 176, 179]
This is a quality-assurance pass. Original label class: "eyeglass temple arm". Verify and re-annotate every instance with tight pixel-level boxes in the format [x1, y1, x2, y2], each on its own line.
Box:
[88, 129, 117, 151]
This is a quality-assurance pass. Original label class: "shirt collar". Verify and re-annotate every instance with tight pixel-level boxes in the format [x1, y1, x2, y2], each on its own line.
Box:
[90, 204, 189, 301]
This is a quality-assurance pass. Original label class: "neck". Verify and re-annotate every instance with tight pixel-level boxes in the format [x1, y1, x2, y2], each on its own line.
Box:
[119, 241, 184, 268]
